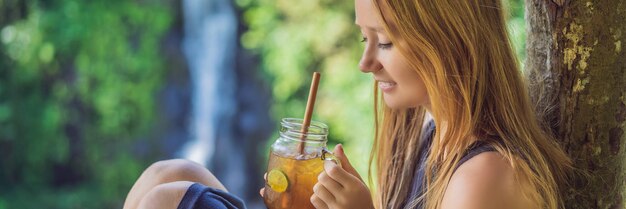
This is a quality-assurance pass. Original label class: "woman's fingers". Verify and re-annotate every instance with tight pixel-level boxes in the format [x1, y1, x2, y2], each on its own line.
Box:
[310, 194, 329, 209]
[313, 183, 335, 203]
[259, 172, 267, 197]
[324, 160, 357, 187]
[318, 171, 343, 193]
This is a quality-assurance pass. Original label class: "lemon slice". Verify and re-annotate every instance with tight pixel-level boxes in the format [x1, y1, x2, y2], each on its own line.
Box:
[267, 169, 288, 193]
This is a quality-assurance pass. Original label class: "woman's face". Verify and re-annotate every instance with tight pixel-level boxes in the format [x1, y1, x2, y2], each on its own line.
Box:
[355, 0, 430, 110]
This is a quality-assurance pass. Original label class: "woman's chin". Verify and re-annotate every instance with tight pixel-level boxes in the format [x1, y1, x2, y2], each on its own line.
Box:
[383, 96, 424, 110]
[383, 98, 407, 109]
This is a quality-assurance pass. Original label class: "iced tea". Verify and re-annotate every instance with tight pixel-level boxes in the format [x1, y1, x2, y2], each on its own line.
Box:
[263, 152, 324, 209]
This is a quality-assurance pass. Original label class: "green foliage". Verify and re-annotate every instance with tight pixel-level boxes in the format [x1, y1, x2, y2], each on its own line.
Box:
[504, 0, 528, 68]
[239, 0, 528, 180]
[0, 0, 172, 208]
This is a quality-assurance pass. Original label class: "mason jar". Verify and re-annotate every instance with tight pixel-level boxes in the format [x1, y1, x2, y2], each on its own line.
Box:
[263, 118, 339, 209]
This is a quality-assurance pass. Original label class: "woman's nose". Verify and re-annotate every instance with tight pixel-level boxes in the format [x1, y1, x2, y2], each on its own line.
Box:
[359, 49, 382, 73]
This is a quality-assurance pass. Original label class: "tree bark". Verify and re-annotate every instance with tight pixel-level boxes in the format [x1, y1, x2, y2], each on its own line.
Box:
[526, 0, 626, 208]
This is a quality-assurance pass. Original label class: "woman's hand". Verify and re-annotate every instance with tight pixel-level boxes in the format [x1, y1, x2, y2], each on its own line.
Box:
[311, 144, 374, 209]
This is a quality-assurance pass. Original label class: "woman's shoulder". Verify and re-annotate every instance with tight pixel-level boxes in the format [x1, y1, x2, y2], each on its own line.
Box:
[441, 151, 533, 209]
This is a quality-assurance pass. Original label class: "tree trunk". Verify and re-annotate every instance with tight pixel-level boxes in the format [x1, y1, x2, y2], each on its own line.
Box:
[526, 0, 626, 208]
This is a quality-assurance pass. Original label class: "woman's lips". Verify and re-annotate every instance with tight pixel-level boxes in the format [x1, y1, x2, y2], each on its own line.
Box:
[378, 81, 397, 92]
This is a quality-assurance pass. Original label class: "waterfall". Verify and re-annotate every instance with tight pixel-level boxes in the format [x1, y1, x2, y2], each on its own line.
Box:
[180, 0, 246, 198]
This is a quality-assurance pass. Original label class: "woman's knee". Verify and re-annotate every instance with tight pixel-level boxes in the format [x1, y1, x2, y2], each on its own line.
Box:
[144, 159, 226, 191]
[137, 181, 194, 209]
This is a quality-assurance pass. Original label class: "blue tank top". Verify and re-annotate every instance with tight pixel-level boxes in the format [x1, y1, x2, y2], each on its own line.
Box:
[402, 120, 497, 209]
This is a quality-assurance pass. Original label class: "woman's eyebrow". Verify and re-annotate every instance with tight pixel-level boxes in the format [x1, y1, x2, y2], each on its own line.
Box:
[355, 22, 384, 32]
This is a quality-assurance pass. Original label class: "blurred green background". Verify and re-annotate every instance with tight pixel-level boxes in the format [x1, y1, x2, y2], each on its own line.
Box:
[0, 0, 525, 208]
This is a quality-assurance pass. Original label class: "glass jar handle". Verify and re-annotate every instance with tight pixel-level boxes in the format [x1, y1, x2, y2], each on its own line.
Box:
[321, 148, 342, 168]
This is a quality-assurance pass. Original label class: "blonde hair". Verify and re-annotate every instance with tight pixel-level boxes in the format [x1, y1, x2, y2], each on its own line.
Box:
[367, 0, 572, 208]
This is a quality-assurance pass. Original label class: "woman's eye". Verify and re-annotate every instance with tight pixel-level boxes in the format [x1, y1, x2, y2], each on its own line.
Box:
[361, 36, 392, 50]
[377, 43, 393, 50]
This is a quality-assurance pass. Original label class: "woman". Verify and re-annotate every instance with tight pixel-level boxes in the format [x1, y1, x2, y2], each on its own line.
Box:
[310, 0, 572, 208]
[123, 0, 572, 208]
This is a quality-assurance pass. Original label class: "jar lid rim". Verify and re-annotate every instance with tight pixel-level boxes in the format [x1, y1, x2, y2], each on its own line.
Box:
[280, 118, 328, 141]
[281, 118, 329, 130]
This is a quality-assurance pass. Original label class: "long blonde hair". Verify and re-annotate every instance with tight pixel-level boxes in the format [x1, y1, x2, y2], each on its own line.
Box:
[367, 0, 572, 208]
